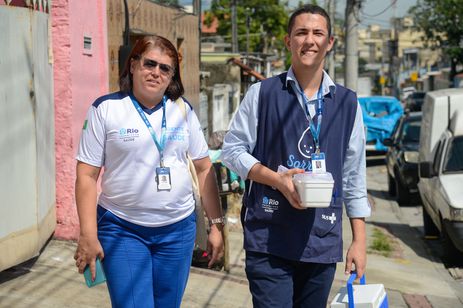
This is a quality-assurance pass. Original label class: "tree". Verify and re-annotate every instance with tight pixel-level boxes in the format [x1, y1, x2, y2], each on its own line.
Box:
[409, 0, 463, 81]
[205, 0, 289, 55]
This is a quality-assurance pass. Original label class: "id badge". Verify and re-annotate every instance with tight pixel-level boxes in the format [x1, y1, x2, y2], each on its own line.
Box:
[311, 152, 327, 173]
[156, 167, 172, 191]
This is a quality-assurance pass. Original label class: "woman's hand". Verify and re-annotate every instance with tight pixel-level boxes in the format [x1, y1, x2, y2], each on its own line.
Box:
[74, 233, 104, 280]
[206, 224, 224, 268]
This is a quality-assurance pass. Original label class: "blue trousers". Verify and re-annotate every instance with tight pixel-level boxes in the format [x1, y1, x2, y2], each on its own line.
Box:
[245, 251, 336, 308]
[97, 206, 196, 308]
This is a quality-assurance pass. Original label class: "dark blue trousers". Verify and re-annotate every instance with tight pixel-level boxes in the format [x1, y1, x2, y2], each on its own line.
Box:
[245, 251, 336, 308]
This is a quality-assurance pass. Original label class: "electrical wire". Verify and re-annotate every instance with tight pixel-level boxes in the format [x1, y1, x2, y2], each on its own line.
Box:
[361, 0, 398, 18]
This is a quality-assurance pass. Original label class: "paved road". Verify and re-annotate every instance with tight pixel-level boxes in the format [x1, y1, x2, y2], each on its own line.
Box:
[0, 158, 462, 307]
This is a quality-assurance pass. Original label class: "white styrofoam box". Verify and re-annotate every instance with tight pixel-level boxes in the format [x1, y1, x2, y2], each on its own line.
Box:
[292, 172, 334, 208]
[330, 284, 387, 308]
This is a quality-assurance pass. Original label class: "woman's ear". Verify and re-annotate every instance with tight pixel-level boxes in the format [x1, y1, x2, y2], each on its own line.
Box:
[130, 58, 136, 74]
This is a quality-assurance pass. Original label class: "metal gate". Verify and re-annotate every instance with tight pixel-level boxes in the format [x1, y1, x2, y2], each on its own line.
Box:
[0, 4, 55, 271]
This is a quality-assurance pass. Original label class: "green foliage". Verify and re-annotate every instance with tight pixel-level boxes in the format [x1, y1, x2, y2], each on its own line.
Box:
[369, 228, 393, 257]
[409, 0, 463, 73]
[207, 0, 289, 54]
[296, 0, 318, 8]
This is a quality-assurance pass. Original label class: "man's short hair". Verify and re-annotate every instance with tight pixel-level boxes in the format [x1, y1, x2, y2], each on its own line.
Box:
[287, 4, 332, 37]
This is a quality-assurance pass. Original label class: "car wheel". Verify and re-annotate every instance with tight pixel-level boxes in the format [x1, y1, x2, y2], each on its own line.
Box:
[422, 206, 439, 238]
[442, 222, 462, 265]
[388, 173, 396, 197]
[394, 170, 410, 206]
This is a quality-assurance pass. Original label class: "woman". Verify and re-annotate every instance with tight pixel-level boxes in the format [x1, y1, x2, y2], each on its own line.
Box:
[74, 35, 224, 308]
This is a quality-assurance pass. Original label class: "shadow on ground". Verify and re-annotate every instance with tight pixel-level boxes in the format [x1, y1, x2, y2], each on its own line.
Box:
[369, 221, 463, 271]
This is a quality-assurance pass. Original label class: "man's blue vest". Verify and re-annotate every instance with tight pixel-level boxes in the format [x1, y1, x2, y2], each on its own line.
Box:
[242, 73, 358, 263]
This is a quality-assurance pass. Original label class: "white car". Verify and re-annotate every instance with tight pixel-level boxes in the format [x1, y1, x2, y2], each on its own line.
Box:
[418, 89, 463, 262]
[401, 86, 417, 101]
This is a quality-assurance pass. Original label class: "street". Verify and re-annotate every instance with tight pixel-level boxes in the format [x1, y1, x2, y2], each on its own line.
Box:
[0, 158, 462, 308]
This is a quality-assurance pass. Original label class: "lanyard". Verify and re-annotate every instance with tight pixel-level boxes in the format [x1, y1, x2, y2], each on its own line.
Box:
[130, 95, 167, 167]
[296, 83, 324, 153]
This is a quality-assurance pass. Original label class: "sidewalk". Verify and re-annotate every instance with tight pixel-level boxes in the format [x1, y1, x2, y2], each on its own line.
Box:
[0, 164, 462, 307]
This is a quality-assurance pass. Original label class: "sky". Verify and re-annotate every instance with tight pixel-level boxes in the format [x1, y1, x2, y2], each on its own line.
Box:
[319, 0, 419, 28]
[180, 0, 418, 29]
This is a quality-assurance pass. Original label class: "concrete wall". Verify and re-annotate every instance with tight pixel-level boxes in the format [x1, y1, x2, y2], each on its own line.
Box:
[0, 6, 55, 271]
[52, 0, 108, 239]
[107, 0, 200, 109]
[201, 60, 241, 136]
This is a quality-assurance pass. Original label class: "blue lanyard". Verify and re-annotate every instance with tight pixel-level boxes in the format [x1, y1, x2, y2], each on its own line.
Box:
[296, 83, 324, 153]
[130, 95, 167, 167]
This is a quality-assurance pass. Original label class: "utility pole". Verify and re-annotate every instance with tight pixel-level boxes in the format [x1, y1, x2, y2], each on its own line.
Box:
[231, 0, 238, 53]
[327, 0, 335, 79]
[245, 8, 250, 64]
[344, 0, 361, 92]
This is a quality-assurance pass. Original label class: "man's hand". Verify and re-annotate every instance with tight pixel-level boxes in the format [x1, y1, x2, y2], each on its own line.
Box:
[275, 168, 305, 209]
[345, 218, 367, 279]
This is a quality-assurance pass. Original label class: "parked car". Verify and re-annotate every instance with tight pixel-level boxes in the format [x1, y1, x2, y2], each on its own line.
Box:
[405, 91, 426, 111]
[418, 88, 463, 262]
[401, 86, 417, 101]
[358, 96, 404, 152]
[384, 112, 422, 205]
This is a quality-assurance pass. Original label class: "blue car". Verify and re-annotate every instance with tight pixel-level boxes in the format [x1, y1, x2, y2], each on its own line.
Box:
[358, 96, 404, 152]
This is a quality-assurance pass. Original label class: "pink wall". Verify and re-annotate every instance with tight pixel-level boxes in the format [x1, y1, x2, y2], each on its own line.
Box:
[52, 0, 108, 239]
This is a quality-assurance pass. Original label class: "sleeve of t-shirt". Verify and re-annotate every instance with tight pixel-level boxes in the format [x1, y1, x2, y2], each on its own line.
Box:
[76, 104, 106, 167]
[186, 106, 209, 160]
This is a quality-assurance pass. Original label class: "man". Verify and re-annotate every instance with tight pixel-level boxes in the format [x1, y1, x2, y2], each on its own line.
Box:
[221, 4, 370, 308]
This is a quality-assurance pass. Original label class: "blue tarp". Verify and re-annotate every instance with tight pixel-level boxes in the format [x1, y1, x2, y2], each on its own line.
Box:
[358, 96, 404, 151]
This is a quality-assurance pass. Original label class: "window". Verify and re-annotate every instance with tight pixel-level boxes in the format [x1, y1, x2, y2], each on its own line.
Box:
[443, 136, 463, 173]
[433, 140, 444, 174]
[83, 35, 92, 55]
[391, 118, 402, 143]
[401, 121, 421, 143]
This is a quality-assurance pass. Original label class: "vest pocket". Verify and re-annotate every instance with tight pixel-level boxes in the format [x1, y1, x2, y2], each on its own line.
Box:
[311, 207, 341, 237]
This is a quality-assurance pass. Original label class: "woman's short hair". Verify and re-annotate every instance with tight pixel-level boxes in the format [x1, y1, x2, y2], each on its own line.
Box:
[119, 35, 184, 100]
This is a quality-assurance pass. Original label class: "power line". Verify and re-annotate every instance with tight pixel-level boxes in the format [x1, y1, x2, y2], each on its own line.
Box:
[361, 0, 397, 18]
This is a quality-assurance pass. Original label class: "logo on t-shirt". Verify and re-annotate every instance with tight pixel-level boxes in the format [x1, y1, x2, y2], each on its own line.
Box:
[166, 127, 186, 142]
[119, 127, 140, 142]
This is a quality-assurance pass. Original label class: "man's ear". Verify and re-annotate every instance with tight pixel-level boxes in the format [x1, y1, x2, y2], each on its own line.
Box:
[284, 34, 291, 51]
[326, 36, 335, 53]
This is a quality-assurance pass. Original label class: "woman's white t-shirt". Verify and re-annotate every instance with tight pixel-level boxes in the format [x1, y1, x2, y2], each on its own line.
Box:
[76, 92, 208, 227]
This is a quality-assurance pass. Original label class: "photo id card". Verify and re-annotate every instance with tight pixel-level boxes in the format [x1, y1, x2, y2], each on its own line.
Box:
[156, 167, 172, 191]
[311, 152, 327, 173]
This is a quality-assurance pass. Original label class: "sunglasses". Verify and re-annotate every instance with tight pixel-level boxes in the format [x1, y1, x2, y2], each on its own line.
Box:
[141, 58, 174, 76]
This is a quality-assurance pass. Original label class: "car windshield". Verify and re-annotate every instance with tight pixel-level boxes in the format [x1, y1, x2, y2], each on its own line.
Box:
[412, 92, 426, 99]
[443, 136, 463, 173]
[401, 121, 421, 143]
